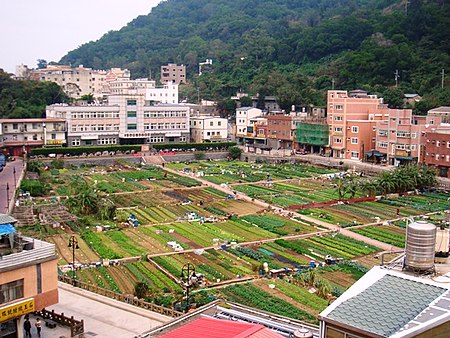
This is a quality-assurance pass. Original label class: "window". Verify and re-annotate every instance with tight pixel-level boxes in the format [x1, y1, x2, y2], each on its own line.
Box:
[127, 111, 137, 118]
[351, 151, 359, 159]
[0, 280, 24, 304]
[351, 126, 358, 133]
[210, 121, 214, 127]
[335, 137, 342, 143]
[32, 123, 38, 129]
[51, 134, 56, 140]
[378, 130, 388, 137]
[351, 137, 358, 144]
[335, 105, 343, 110]
[334, 116, 343, 121]
[13, 123, 18, 129]
[127, 124, 137, 130]
[334, 127, 343, 132]
[127, 99, 137, 106]
[218, 121, 222, 126]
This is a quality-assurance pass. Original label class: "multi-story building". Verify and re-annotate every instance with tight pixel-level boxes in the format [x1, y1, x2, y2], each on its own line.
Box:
[235, 107, 263, 145]
[266, 113, 296, 150]
[29, 65, 130, 98]
[251, 96, 280, 112]
[160, 64, 186, 85]
[46, 79, 186, 147]
[190, 115, 228, 143]
[425, 129, 450, 178]
[0, 214, 58, 337]
[296, 119, 329, 154]
[374, 109, 427, 165]
[0, 118, 66, 156]
[327, 90, 384, 159]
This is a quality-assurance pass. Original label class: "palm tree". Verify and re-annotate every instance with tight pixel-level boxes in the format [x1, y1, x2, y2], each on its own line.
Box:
[376, 171, 397, 196]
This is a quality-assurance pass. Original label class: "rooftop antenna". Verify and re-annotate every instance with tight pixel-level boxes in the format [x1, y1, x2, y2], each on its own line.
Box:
[331, 78, 335, 90]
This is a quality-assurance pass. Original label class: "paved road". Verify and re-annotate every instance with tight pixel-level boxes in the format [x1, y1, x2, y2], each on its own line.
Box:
[46, 283, 172, 338]
[0, 158, 24, 214]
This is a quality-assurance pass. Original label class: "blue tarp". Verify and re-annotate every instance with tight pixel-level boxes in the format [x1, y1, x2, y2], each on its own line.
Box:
[0, 223, 16, 236]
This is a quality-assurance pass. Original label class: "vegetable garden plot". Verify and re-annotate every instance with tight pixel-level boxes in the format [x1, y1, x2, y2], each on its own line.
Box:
[351, 225, 406, 248]
[274, 234, 380, 262]
[220, 283, 317, 323]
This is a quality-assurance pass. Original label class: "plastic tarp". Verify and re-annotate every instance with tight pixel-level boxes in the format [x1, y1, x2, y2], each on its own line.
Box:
[0, 223, 16, 236]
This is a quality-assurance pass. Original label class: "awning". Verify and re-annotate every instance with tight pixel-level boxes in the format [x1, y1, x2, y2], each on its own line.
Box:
[395, 155, 415, 160]
[365, 150, 385, 157]
[0, 223, 16, 236]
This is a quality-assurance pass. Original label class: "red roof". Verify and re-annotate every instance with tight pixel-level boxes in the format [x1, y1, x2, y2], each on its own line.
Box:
[159, 317, 283, 338]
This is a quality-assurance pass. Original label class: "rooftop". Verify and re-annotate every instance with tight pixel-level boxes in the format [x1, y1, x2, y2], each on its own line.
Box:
[320, 266, 450, 337]
[141, 301, 319, 338]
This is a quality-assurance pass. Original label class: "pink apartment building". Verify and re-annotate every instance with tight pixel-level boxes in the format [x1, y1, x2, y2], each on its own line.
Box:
[327, 90, 384, 160]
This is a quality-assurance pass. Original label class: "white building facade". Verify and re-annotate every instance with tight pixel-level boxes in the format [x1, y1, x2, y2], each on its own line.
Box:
[190, 116, 228, 143]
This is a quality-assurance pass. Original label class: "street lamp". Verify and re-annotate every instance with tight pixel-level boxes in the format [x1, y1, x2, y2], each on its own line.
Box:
[180, 263, 198, 313]
[5, 182, 10, 212]
[13, 167, 16, 189]
[68, 235, 79, 286]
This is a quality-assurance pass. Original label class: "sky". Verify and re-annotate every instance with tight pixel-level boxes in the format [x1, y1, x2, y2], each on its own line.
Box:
[0, 0, 161, 74]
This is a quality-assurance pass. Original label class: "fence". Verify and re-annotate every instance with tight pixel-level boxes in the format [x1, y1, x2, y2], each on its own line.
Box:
[35, 308, 84, 337]
[58, 276, 184, 318]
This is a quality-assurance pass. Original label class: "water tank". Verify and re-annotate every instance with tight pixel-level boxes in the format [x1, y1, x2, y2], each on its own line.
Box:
[293, 328, 313, 338]
[404, 220, 436, 271]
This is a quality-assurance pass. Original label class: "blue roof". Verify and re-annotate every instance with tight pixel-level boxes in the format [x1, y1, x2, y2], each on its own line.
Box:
[0, 223, 16, 236]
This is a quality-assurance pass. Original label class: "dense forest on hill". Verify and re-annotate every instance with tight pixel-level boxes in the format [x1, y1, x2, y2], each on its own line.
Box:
[1, 0, 449, 118]
[58, 0, 450, 113]
[0, 70, 69, 119]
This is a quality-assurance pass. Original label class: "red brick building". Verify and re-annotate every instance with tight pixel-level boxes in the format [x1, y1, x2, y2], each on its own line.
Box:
[425, 130, 450, 178]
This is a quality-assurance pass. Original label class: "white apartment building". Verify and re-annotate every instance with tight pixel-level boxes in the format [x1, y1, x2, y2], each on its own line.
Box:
[190, 115, 228, 143]
[235, 107, 263, 142]
[46, 78, 187, 147]
[29, 65, 130, 98]
[0, 118, 66, 156]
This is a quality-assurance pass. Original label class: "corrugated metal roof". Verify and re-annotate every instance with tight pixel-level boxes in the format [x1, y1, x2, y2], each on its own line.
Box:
[327, 274, 447, 337]
[0, 214, 17, 225]
[159, 317, 283, 338]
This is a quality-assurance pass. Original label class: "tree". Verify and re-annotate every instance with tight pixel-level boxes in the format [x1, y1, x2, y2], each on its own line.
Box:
[37, 59, 47, 69]
[134, 282, 149, 299]
[239, 96, 252, 107]
[228, 146, 242, 160]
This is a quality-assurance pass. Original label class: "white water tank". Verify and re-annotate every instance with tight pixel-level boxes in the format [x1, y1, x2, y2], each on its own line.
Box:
[404, 220, 436, 271]
[293, 328, 313, 338]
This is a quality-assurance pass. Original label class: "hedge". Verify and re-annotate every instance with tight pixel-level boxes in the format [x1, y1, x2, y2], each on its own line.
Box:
[30, 142, 236, 156]
[152, 142, 236, 150]
[30, 145, 141, 156]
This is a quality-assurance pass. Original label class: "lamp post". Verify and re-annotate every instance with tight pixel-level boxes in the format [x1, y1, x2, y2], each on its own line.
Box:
[13, 167, 16, 189]
[180, 263, 197, 313]
[68, 235, 79, 286]
[5, 182, 10, 212]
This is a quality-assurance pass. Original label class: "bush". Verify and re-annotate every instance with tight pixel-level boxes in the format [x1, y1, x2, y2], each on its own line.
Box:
[194, 151, 206, 160]
[30, 145, 141, 156]
[228, 146, 242, 159]
[50, 158, 64, 169]
[20, 180, 48, 196]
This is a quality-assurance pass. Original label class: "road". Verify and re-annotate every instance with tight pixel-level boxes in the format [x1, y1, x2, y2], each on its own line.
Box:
[0, 158, 25, 214]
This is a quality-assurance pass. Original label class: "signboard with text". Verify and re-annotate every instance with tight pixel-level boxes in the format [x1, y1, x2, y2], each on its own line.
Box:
[0, 298, 34, 323]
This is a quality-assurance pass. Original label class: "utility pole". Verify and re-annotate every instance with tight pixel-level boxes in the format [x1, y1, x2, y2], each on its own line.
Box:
[442, 69, 445, 89]
[394, 70, 400, 88]
[331, 78, 335, 90]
